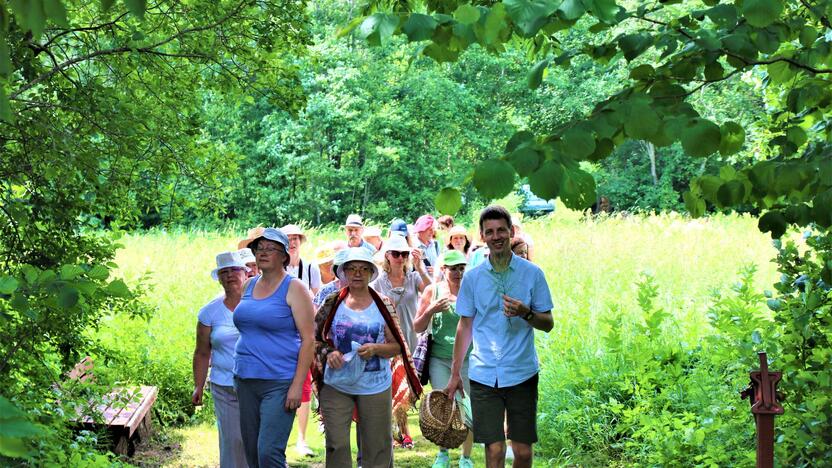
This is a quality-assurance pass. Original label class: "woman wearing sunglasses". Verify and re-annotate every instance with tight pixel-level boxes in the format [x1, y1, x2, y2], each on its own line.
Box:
[370, 234, 430, 448]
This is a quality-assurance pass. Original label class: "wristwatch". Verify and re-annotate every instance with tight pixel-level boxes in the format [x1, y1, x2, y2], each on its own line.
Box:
[522, 310, 534, 321]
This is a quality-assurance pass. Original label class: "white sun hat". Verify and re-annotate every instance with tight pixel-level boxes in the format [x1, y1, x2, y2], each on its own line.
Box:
[281, 224, 307, 243]
[380, 233, 412, 255]
[335, 247, 379, 283]
[237, 248, 256, 264]
[211, 251, 248, 280]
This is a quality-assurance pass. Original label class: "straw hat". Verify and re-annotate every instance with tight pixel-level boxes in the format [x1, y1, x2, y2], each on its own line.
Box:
[446, 225, 470, 243]
[419, 390, 469, 449]
[344, 214, 364, 227]
[281, 224, 307, 243]
[237, 226, 265, 250]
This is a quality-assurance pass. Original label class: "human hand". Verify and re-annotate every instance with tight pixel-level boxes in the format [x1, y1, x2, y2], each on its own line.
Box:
[502, 294, 529, 318]
[411, 249, 423, 268]
[191, 386, 204, 406]
[444, 373, 465, 398]
[357, 343, 376, 360]
[430, 297, 450, 315]
[284, 384, 302, 411]
[327, 350, 345, 369]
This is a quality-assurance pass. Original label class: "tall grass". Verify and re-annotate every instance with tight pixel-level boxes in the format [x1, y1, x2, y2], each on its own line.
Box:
[98, 208, 778, 464]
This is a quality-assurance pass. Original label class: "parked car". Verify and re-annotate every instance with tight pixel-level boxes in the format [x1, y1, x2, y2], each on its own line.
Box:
[518, 184, 555, 217]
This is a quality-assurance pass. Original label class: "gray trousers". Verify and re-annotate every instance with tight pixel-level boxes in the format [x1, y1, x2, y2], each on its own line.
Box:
[211, 383, 249, 468]
[319, 384, 393, 468]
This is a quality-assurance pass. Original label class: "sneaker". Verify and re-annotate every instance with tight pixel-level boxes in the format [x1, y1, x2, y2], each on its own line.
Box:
[458, 456, 474, 468]
[400, 435, 414, 449]
[295, 441, 314, 457]
[431, 450, 450, 468]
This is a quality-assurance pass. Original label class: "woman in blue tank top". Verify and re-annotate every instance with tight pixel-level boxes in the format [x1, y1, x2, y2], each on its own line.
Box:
[233, 228, 315, 468]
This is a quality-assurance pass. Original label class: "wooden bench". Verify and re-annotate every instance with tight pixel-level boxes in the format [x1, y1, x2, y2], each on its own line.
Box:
[67, 357, 158, 456]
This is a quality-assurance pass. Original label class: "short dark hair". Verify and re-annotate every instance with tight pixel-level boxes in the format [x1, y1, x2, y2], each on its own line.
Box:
[478, 205, 512, 232]
[437, 215, 454, 229]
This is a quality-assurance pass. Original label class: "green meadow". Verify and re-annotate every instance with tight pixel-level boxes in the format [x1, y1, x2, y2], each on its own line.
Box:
[101, 206, 780, 466]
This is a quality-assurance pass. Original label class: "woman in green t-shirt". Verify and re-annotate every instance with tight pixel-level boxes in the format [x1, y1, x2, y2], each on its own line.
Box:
[414, 250, 474, 468]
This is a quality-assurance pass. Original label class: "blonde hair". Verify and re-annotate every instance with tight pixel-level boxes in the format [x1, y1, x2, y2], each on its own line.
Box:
[381, 252, 412, 275]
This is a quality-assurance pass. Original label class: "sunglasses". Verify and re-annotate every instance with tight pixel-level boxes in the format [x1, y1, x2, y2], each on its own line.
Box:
[388, 251, 410, 259]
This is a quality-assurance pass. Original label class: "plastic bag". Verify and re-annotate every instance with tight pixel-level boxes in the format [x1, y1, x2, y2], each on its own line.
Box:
[324, 341, 366, 387]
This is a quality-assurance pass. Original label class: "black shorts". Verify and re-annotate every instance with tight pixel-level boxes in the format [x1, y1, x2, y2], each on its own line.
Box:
[469, 373, 538, 445]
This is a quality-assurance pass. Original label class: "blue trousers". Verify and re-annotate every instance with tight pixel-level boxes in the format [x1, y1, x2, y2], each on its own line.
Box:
[235, 378, 295, 468]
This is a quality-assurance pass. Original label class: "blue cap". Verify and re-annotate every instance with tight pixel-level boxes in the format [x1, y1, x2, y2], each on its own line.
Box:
[390, 219, 408, 237]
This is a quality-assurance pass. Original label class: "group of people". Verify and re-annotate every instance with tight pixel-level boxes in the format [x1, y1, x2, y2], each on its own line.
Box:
[192, 205, 553, 468]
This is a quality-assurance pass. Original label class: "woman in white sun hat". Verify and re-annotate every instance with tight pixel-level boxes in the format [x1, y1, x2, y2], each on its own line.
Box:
[193, 251, 250, 468]
[312, 247, 422, 467]
[370, 234, 430, 449]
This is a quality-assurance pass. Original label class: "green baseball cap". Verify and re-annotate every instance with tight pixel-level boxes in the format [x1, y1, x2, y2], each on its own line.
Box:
[441, 250, 467, 266]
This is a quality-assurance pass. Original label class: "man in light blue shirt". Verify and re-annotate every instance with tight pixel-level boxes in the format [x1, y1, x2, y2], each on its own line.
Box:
[445, 205, 553, 468]
[344, 214, 377, 254]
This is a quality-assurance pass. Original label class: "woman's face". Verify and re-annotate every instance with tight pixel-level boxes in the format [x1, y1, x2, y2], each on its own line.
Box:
[217, 267, 247, 292]
[245, 262, 259, 278]
[513, 243, 529, 260]
[442, 264, 466, 285]
[287, 234, 303, 257]
[342, 261, 373, 289]
[253, 240, 287, 271]
[385, 250, 409, 270]
[450, 234, 467, 251]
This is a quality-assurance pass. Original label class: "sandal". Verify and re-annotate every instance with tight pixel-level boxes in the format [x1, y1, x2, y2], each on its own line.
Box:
[400, 435, 414, 449]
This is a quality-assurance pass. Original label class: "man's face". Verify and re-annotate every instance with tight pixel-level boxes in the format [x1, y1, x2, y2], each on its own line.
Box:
[419, 226, 434, 242]
[345, 226, 363, 247]
[287, 234, 303, 255]
[481, 219, 513, 256]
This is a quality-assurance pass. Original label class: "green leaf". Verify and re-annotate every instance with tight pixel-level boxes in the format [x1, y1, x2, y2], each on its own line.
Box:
[0, 276, 18, 294]
[562, 125, 596, 159]
[0, 436, 28, 457]
[559, 167, 596, 210]
[25, 0, 47, 39]
[527, 58, 550, 89]
[58, 285, 79, 309]
[681, 118, 721, 157]
[618, 33, 653, 61]
[528, 160, 564, 200]
[719, 121, 745, 156]
[629, 64, 654, 80]
[741, 0, 783, 28]
[482, 3, 507, 44]
[587, 138, 614, 162]
[704, 61, 724, 81]
[697, 175, 723, 199]
[105, 279, 131, 298]
[86, 265, 110, 281]
[508, 147, 542, 176]
[435, 187, 463, 215]
[100, 0, 115, 12]
[752, 29, 780, 54]
[472, 159, 515, 199]
[402, 14, 438, 41]
[359, 13, 400, 46]
[683, 191, 706, 218]
[705, 4, 737, 28]
[0, 87, 14, 123]
[59, 264, 85, 280]
[336, 15, 365, 38]
[125, 0, 146, 18]
[503, 0, 559, 37]
[0, 41, 12, 77]
[811, 189, 832, 228]
[716, 180, 746, 206]
[785, 126, 807, 148]
[582, 0, 619, 24]
[623, 101, 659, 140]
[454, 4, 480, 25]
[505, 130, 535, 153]
[758, 210, 787, 238]
[557, 0, 585, 20]
[42, 0, 68, 27]
[799, 26, 817, 47]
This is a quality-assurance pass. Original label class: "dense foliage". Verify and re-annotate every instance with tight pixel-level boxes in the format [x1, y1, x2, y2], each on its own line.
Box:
[0, 0, 308, 463]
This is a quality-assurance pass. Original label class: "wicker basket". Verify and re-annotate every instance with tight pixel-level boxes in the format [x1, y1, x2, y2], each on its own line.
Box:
[419, 390, 469, 449]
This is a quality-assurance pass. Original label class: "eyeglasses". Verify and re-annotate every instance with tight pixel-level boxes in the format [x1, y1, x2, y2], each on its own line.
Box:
[254, 247, 282, 255]
[388, 251, 410, 259]
[344, 265, 372, 275]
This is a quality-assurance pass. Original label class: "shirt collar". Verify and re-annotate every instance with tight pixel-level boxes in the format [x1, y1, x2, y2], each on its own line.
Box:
[484, 252, 518, 272]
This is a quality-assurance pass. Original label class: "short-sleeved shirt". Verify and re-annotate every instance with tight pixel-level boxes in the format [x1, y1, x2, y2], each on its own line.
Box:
[417, 238, 441, 268]
[197, 296, 240, 387]
[456, 254, 553, 388]
[359, 240, 377, 255]
[370, 271, 423, 353]
[286, 258, 321, 292]
[233, 275, 300, 380]
[314, 280, 340, 308]
[327, 301, 391, 395]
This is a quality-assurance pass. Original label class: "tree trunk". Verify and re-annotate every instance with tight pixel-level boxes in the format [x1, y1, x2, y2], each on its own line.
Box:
[641, 141, 658, 185]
